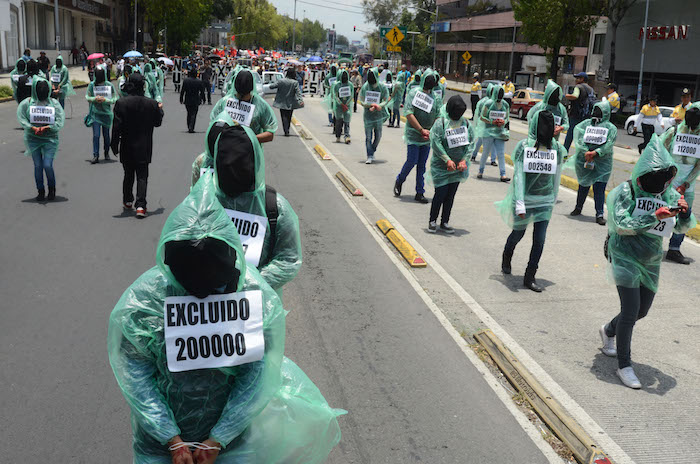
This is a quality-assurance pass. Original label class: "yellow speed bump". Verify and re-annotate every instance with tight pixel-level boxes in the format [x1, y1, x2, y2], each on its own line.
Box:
[292, 117, 301, 126]
[474, 330, 613, 464]
[335, 171, 363, 196]
[314, 144, 331, 160]
[376, 219, 427, 267]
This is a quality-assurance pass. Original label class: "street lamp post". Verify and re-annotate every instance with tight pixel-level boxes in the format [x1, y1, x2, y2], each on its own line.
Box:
[411, 5, 439, 69]
[292, 0, 297, 53]
[134, 0, 138, 48]
[635, 0, 650, 114]
[54, 0, 60, 51]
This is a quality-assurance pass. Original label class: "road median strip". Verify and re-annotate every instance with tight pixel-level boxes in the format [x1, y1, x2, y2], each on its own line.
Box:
[313, 144, 331, 160]
[335, 171, 363, 196]
[376, 219, 427, 268]
[474, 329, 613, 464]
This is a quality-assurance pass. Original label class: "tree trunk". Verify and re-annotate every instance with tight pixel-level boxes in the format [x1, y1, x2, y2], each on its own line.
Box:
[549, 46, 560, 81]
[609, 22, 618, 83]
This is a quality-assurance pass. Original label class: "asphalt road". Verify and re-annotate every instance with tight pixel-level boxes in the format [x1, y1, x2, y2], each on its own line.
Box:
[0, 87, 554, 462]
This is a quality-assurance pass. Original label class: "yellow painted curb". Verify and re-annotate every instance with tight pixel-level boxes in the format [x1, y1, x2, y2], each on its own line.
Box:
[292, 116, 301, 126]
[376, 219, 427, 267]
[474, 330, 614, 464]
[687, 226, 700, 241]
[445, 86, 470, 94]
[313, 144, 331, 160]
[335, 171, 363, 196]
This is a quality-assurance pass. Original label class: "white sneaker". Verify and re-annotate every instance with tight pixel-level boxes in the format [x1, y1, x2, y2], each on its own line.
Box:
[599, 325, 617, 357]
[440, 223, 455, 234]
[428, 221, 437, 233]
[365, 157, 372, 164]
[617, 367, 642, 389]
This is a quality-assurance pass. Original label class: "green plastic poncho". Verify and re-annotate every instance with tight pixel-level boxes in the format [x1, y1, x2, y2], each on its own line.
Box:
[606, 134, 697, 292]
[191, 112, 237, 187]
[480, 84, 510, 140]
[359, 67, 390, 128]
[496, 109, 566, 229]
[223, 65, 242, 94]
[564, 100, 617, 187]
[527, 79, 569, 140]
[210, 70, 278, 136]
[471, 83, 494, 139]
[407, 69, 422, 91]
[403, 69, 443, 146]
[143, 63, 162, 102]
[388, 71, 405, 111]
[150, 59, 165, 95]
[86, 70, 118, 127]
[428, 114, 475, 187]
[17, 76, 65, 157]
[206, 115, 302, 297]
[331, 69, 354, 122]
[9, 58, 26, 100]
[659, 101, 700, 208]
[48, 55, 75, 99]
[108, 179, 343, 463]
[322, 66, 338, 113]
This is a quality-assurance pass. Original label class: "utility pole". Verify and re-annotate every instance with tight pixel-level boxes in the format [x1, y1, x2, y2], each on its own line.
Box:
[432, 5, 438, 70]
[292, 0, 297, 53]
[508, 24, 516, 77]
[635, 0, 650, 114]
[54, 0, 60, 51]
[301, 9, 306, 52]
[134, 0, 138, 48]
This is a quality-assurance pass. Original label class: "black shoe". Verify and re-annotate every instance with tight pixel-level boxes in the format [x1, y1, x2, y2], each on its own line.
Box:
[570, 208, 582, 216]
[414, 193, 429, 204]
[524, 267, 543, 292]
[104, 150, 110, 160]
[36, 189, 45, 201]
[394, 180, 403, 197]
[90, 156, 99, 164]
[477, 173, 483, 179]
[666, 249, 691, 265]
[596, 216, 606, 226]
[471, 156, 476, 162]
[500, 176, 510, 183]
[47, 187, 56, 201]
[491, 161, 498, 166]
[502, 250, 513, 274]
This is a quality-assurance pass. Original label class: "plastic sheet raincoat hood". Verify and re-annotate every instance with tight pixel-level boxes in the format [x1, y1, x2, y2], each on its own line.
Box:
[527, 79, 569, 135]
[480, 82, 510, 140]
[49, 54, 75, 99]
[660, 101, 700, 208]
[331, 68, 353, 121]
[472, 83, 494, 138]
[17, 75, 65, 156]
[360, 67, 389, 127]
[403, 68, 443, 146]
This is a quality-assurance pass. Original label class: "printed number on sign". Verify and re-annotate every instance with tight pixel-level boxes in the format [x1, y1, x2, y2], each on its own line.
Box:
[365, 91, 380, 104]
[672, 133, 700, 159]
[224, 97, 255, 127]
[94, 86, 112, 98]
[29, 106, 56, 125]
[51, 74, 61, 83]
[583, 126, 608, 145]
[523, 147, 557, 175]
[554, 115, 562, 126]
[446, 126, 469, 148]
[412, 91, 434, 113]
[632, 198, 675, 238]
[339, 86, 351, 98]
[224, 209, 268, 267]
[489, 110, 506, 121]
[164, 291, 265, 372]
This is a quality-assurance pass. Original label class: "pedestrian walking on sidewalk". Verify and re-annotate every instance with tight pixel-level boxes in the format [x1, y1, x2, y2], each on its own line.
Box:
[180, 68, 207, 133]
[564, 72, 595, 152]
[599, 135, 695, 389]
[17, 75, 65, 201]
[359, 67, 390, 164]
[477, 85, 510, 182]
[566, 100, 617, 224]
[635, 95, 664, 154]
[86, 67, 118, 164]
[394, 69, 443, 203]
[272, 67, 305, 136]
[331, 69, 354, 144]
[470, 73, 481, 120]
[659, 101, 700, 264]
[497, 110, 566, 292]
[110, 73, 164, 218]
[427, 95, 474, 233]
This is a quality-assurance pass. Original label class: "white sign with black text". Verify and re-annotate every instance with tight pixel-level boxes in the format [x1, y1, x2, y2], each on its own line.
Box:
[224, 209, 268, 267]
[489, 110, 506, 121]
[632, 197, 675, 237]
[364, 90, 380, 104]
[94, 85, 112, 98]
[51, 73, 61, 83]
[412, 91, 434, 113]
[672, 133, 700, 158]
[446, 125, 469, 148]
[29, 106, 55, 125]
[224, 97, 255, 127]
[523, 147, 557, 175]
[338, 85, 351, 98]
[583, 126, 609, 145]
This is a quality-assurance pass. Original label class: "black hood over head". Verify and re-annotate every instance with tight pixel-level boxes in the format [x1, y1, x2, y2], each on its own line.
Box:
[286, 67, 297, 79]
[386, 74, 392, 83]
[235, 70, 254, 96]
[164, 238, 239, 299]
[368, 72, 376, 85]
[330, 66, 337, 77]
[56, 57, 63, 68]
[423, 74, 436, 91]
[341, 72, 348, 83]
[125, 73, 145, 96]
[547, 88, 560, 106]
[17, 60, 26, 73]
[496, 87, 504, 101]
[591, 105, 603, 124]
[638, 167, 677, 194]
[95, 67, 106, 84]
[26, 59, 39, 76]
[446, 95, 467, 121]
[536, 110, 555, 150]
[215, 124, 256, 197]
[685, 107, 700, 131]
[36, 80, 50, 101]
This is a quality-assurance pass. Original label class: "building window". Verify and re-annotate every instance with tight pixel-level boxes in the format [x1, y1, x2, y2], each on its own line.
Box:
[592, 33, 605, 55]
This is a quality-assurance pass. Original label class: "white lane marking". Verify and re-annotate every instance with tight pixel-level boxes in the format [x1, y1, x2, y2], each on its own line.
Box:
[292, 123, 566, 463]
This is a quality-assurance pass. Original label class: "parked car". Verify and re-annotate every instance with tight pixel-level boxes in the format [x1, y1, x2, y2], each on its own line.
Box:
[510, 89, 544, 119]
[624, 106, 675, 136]
[481, 79, 504, 90]
[261, 71, 284, 95]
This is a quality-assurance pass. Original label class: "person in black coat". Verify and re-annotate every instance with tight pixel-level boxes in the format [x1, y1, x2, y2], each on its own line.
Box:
[179, 68, 206, 133]
[110, 73, 164, 218]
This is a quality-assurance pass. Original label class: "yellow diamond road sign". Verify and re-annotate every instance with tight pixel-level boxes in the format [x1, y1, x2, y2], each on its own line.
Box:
[386, 26, 405, 46]
[462, 51, 472, 62]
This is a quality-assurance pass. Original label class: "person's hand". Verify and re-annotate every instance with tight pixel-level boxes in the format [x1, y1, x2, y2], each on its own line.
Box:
[585, 150, 597, 162]
[341, 104, 348, 112]
[457, 160, 467, 171]
[518, 213, 526, 219]
[676, 183, 687, 195]
[678, 195, 689, 213]
[191, 439, 221, 464]
[168, 437, 194, 464]
[371, 103, 381, 112]
[554, 125, 563, 136]
[655, 207, 678, 220]
[300, 101, 304, 107]
[675, 117, 683, 124]
[447, 160, 456, 171]
[158, 102, 163, 108]
[421, 128, 430, 140]
[31, 126, 41, 135]
[95, 96, 105, 103]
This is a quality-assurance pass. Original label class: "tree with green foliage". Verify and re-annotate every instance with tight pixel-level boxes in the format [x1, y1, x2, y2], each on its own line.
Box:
[513, 0, 602, 80]
[141, 0, 212, 54]
[212, 0, 235, 20]
[231, 0, 285, 49]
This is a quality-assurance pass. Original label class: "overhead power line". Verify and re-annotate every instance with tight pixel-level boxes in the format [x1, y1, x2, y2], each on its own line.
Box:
[296, 0, 366, 15]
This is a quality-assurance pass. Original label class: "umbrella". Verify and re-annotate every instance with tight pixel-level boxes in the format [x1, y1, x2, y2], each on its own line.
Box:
[87, 53, 104, 60]
[287, 59, 302, 66]
[264, 56, 272, 61]
[308, 56, 323, 63]
[157, 57, 174, 66]
[299, 56, 309, 62]
[123, 50, 143, 58]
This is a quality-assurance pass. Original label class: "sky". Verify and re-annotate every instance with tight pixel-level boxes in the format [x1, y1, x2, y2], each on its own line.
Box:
[268, 0, 373, 45]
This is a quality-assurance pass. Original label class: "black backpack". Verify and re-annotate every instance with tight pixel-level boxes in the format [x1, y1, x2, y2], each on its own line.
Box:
[578, 85, 598, 119]
[265, 185, 279, 251]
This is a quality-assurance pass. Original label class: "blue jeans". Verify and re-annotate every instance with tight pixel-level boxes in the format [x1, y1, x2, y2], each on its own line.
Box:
[479, 138, 505, 176]
[365, 125, 382, 158]
[505, 220, 549, 270]
[471, 137, 482, 158]
[575, 182, 607, 217]
[564, 118, 582, 152]
[328, 113, 334, 124]
[31, 148, 56, 190]
[58, 96, 65, 109]
[397, 144, 430, 194]
[669, 207, 692, 250]
[93, 122, 111, 156]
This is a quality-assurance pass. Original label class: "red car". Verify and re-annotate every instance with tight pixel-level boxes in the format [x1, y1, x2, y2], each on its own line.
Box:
[510, 89, 544, 119]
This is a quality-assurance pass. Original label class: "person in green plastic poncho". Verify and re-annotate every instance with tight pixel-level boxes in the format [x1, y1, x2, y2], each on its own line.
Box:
[394, 68, 443, 204]
[108, 180, 343, 463]
[598, 134, 695, 389]
[407, 69, 422, 92]
[9, 59, 27, 103]
[427, 95, 474, 233]
[86, 67, 118, 164]
[659, 102, 700, 264]
[48, 55, 75, 109]
[118, 64, 134, 98]
[387, 71, 404, 128]
[470, 83, 494, 163]
[527, 79, 569, 142]
[565, 100, 617, 224]
[192, 114, 303, 299]
[359, 67, 390, 163]
[478, 84, 510, 182]
[17, 75, 65, 201]
[150, 58, 165, 96]
[143, 62, 162, 102]
[322, 65, 338, 126]
[210, 69, 278, 144]
[331, 68, 354, 144]
[497, 110, 566, 292]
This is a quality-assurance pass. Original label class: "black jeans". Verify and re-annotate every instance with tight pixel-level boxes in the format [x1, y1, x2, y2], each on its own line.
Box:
[203, 80, 211, 104]
[353, 88, 359, 112]
[470, 95, 480, 120]
[504, 220, 549, 270]
[123, 162, 149, 209]
[430, 182, 460, 224]
[606, 286, 656, 369]
[185, 105, 199, 132]
[575, 182, 607, 217]
[280, 109, 293, 135]
[638, 123, 655, 152]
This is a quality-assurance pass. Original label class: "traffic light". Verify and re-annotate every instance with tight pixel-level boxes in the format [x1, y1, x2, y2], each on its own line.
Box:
[353, 26, 356, 31]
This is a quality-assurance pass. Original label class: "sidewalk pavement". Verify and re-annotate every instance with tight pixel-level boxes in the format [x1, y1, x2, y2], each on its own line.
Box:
[291, 98, 700, 464]
[0, 65, 92, 89]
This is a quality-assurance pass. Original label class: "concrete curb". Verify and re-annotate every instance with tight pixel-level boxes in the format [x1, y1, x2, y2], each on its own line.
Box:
[376, 219, 427, 268]
[291, 116, 301, 126]
[313, 144, 331, 160]
[0, 78, 107, 103]
[335, 171, 363, 196]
